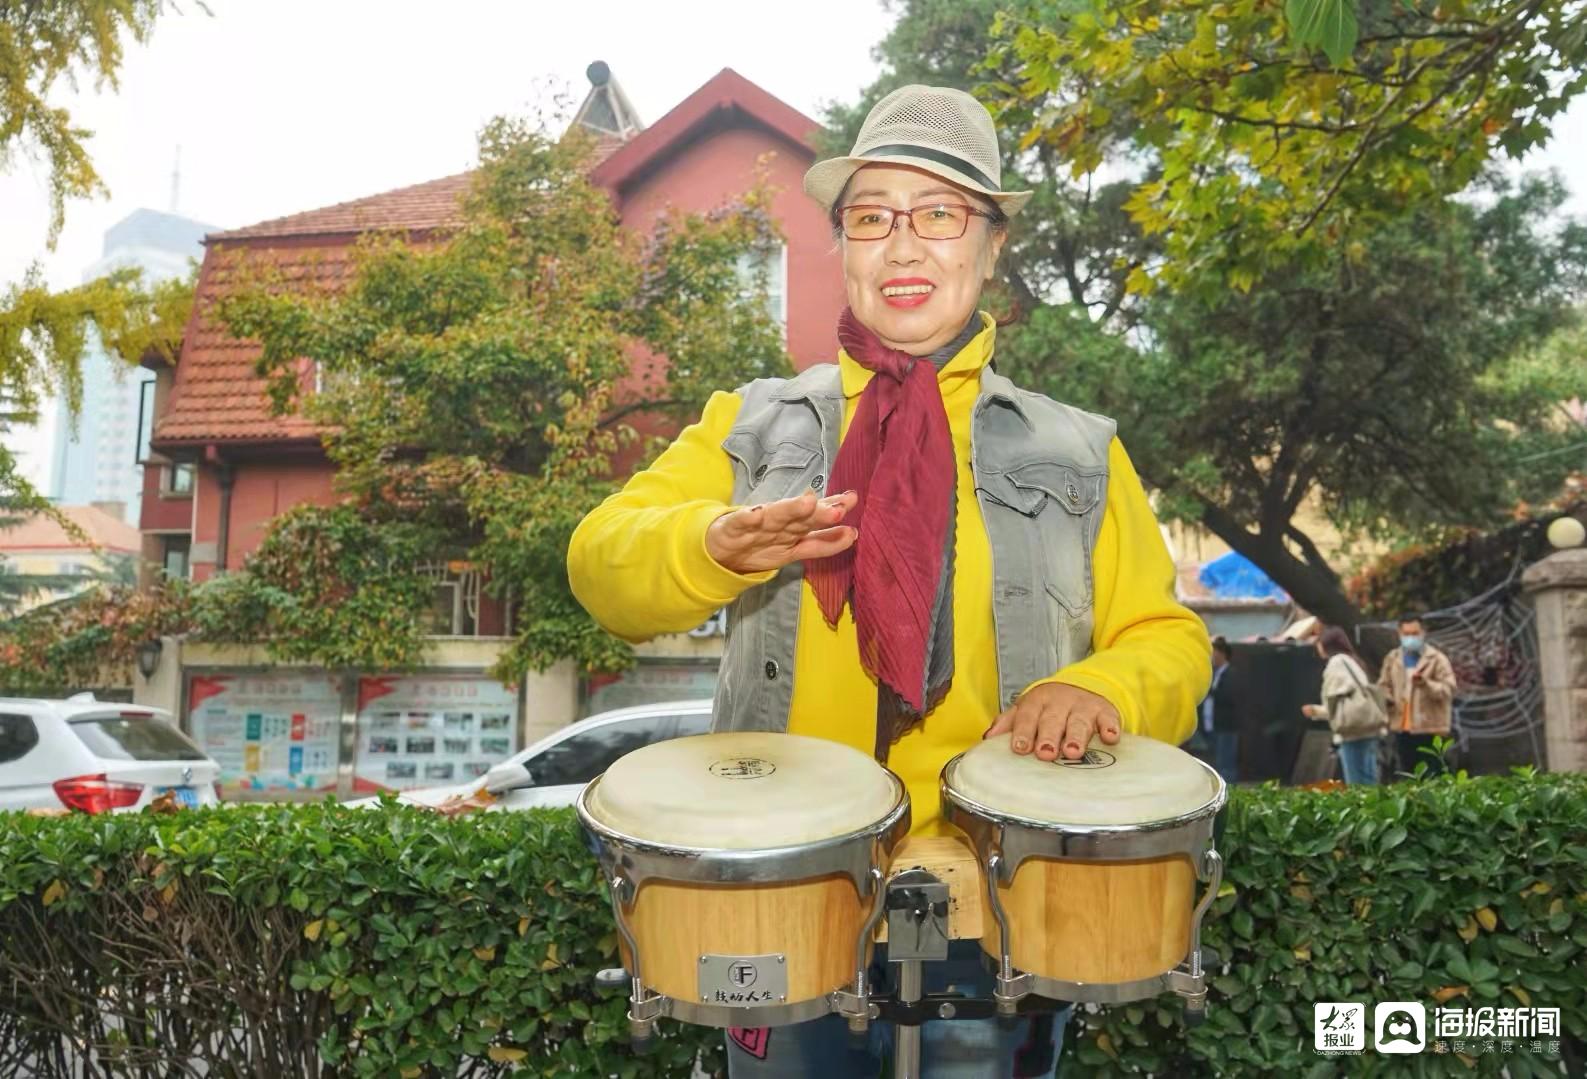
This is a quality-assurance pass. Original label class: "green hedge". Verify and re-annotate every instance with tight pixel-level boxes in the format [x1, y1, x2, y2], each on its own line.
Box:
[2, 774, 1584, 1076]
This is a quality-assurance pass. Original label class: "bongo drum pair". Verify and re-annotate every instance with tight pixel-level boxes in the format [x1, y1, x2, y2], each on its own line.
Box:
[577, 728, 1225, 1043]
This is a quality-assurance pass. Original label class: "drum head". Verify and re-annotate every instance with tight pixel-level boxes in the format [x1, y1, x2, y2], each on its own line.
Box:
[585, 732, 901, 849]
[949, 732, 1218, 826]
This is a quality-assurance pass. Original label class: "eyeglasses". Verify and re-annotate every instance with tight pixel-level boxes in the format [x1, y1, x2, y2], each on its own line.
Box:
[836, 203, 997, 241]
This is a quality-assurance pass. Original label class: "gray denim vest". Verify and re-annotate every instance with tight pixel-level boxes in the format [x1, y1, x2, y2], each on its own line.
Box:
[710, 361, 1117, 734]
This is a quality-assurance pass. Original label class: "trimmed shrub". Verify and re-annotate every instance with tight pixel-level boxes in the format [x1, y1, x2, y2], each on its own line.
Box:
[2, 774, 1584, 1076]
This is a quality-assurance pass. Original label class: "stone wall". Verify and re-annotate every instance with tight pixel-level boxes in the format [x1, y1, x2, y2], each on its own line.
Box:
[1522, 548, 1587, 772]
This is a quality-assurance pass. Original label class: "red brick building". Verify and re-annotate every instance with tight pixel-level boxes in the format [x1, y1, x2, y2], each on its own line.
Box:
[140, 66, 844, 591]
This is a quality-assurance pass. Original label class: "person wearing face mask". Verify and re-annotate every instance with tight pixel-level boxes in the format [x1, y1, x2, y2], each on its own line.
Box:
[568, 85, 1210, 1077]
[1377, 616, 1457, 776]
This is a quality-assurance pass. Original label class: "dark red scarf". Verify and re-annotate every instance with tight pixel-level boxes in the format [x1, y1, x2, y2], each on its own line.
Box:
[805, 308, 957, 757]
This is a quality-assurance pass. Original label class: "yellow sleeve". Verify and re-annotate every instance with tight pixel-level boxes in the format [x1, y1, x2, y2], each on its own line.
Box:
[566, 390, 773, 642]
[1028, 438, 1211, 744]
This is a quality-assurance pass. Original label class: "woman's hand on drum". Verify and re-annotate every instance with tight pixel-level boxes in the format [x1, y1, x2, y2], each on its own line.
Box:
[705, 489, 860, 575]
[984, 683, 1121, 761]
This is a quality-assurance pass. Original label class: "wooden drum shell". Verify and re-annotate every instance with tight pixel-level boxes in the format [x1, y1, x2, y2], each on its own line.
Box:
[619, 874, 870, 1004]
[980, 853, 1197, 985]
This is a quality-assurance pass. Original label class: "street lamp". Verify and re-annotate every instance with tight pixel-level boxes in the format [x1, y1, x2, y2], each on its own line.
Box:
[136, 638, 163, 680]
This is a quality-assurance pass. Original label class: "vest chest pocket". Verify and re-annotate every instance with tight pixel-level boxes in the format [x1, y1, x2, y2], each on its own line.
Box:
[981, 460, 1103, 617]
[723, 432, 822, 503]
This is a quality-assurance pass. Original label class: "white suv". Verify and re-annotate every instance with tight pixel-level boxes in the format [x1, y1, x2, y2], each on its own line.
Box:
[0, 694, 222, 813]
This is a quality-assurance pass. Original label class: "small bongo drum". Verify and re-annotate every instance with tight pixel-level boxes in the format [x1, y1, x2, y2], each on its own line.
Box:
[577, 731, 909, 1039]
[941, 732, 1226, 1015]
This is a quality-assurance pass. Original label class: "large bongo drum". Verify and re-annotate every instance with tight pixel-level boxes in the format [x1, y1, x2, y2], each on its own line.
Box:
[941, 732, 1225, 1015]
[578, 731, 910, 1039]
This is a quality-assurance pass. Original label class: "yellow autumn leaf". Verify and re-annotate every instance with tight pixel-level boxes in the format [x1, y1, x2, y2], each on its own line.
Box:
[91, 868, 105, 889]
[1289, 884, 1313, 902]
[400, 1068, 422, 1078]
[540, 941, 560, 971]
[303, 920, 324, 942]
[1293, 945, 1311, 962]
[1548, 898, 1564, 917]
[1475, 907, 1497, 931]
[1457, 917, 1478, 943]
[487, 1047, 527, 1063]
[517, 917, 530, 937]
[1097, 1031, 1120, 1061]
[1353, 897, 1371, 920]
[1434, 985, 1469, 1003]
[1506, 985, 1531, 1006]
[160, 883, 177, 906]
[473, 946, 496, 961]
[1522, 881, 1551, 897]
[41, 880, 65, 907]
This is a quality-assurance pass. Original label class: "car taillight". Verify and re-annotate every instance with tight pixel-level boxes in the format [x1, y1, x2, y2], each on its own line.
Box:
[52, 774, 143, 814]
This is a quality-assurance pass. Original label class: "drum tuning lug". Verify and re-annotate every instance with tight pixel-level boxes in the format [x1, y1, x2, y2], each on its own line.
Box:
[1184, 1003, 1208, 1028]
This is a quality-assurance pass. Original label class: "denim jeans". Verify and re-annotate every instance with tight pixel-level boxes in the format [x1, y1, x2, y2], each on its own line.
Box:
[1337, 736, 1380, 785]
[1212, 731, 1239, 785]
[724, 941, 1068, 1078]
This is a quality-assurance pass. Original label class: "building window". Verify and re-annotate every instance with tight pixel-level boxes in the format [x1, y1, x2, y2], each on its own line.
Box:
[161, 463, 194, 495]
[135, 379, 156, 463]
[418, 563, 480, 637]
[735, 244, 787, 335]
[161, 535, 191, 580]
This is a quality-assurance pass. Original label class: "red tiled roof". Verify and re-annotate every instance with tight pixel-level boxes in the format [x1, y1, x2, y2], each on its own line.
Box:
[591, 68, 821, 195]
[209, 172, 474, 241]
[0, 505, 142, 554]
[153, 239, 353, 445]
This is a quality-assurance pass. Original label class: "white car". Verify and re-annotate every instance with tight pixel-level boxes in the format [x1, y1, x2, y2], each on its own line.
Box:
[369, 699, 713, 811]
[0, 694, 222, 813]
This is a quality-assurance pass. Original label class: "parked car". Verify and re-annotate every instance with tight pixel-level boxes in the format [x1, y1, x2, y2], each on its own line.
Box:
[0, 694, 222, 813]
[358, 699, 713, 811]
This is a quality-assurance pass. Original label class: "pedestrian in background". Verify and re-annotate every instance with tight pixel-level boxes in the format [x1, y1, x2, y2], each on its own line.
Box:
[1302, 626, 1386, 785]
[1378, 615, 1457, 776]
[1198, 637, 1240, 784]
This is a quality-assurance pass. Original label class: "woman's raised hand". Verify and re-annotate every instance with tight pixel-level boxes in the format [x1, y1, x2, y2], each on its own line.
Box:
[705, 489, 859, 575]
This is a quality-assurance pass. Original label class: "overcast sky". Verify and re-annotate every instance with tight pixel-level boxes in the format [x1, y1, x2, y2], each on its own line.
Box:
[4, 0, 1584, 493]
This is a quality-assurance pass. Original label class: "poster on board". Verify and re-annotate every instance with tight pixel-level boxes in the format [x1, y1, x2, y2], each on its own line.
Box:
[187, 672, 342, 794]
[354, 674, 519, 792]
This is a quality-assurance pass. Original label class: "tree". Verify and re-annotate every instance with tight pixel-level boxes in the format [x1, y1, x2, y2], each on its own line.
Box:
[986, 0, 1587, 292]
[214, 117, 788, 680]
[2, 0, 196, 247]
[1003, 170, 1587, 627]
[0, 268, 193, 511]
[1, 0, 200, 523]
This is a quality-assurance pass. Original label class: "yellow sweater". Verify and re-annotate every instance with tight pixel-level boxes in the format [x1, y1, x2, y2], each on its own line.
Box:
[568, 317, 1210, 833]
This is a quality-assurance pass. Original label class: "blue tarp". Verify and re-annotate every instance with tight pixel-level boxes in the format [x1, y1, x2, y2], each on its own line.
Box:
[1197, 551, 1288, 601]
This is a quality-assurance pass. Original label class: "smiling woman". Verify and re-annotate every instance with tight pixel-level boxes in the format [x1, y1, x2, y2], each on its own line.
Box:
[566, 83, 1213, 1079]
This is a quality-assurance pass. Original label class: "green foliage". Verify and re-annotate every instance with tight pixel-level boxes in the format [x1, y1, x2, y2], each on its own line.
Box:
[0, 802, 721, 1077]
[3, 776, 1583, 1075]
[0, 0, 201, 247]
[0, 265, 194, 510]
[0, 580, 194, 693]
[189, 504, 439, 671]
[215, 117, 789, 681]
[1349, 498, 1587, 619]
[1000, 172, 1587, 626]
[985, 0, 1587, 293]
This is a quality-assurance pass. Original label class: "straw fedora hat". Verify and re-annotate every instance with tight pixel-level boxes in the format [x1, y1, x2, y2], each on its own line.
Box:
[803, 84, 1032, 217]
